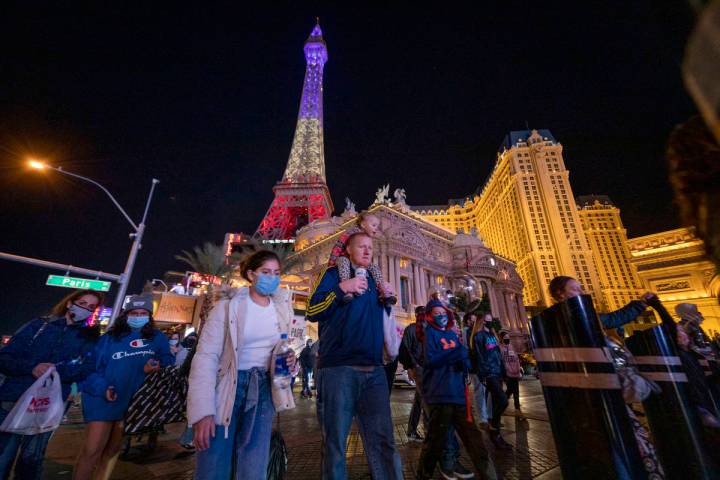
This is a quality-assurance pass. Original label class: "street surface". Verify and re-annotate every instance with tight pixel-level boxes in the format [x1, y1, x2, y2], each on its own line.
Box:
[43, 378, 562, 479]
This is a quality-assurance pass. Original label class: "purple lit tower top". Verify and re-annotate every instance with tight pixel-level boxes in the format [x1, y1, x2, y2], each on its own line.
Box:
[282, 21, 328, 184]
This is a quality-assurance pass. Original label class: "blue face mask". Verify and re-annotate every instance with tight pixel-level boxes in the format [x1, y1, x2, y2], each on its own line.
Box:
[169, 339, 179, 346]
[433, 314, 449, 328]
[127, 316, 149, 330]
[255, 274, 280, 296]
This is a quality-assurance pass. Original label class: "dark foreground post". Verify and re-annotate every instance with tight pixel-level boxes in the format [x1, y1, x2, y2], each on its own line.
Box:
[626, 303, 719, 479]
[531, 295, 645, 480]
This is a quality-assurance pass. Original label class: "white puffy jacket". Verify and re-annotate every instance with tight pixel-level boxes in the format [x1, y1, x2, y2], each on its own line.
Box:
[187, 286, 305, 436]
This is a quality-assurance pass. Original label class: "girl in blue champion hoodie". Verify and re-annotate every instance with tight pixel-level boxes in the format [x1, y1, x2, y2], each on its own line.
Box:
[417, 299, 497, 480]
[74, 295, 173, 480]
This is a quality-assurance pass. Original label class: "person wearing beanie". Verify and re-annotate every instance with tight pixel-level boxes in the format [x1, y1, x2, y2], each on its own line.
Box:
[75, 295, 174, 480]
[416, 299, 496, 480]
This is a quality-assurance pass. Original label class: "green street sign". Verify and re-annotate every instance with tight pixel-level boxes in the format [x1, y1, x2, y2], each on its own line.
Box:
[46, 275, 111, 292]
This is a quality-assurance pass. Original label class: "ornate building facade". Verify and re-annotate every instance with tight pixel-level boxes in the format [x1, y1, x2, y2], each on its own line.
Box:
[628, 227, 720, 335]
[417, 129, 606, 311]
[287, 199, 528, 334]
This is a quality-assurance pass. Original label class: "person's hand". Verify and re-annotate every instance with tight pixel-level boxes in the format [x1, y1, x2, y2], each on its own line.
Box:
[381, 281, 395, 296]
[193, 415, 216, 451]
[32, 363, 54, 379]
[640, 292, 657, 305]
[286, 349, 297, 370]
[339, 276, 368, 295]
[144, 359, 160, 374]
[105, 386, 117, 402]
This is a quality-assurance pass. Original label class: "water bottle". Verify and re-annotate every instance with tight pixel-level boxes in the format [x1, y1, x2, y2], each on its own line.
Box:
[273, 333, 292, 389]
[355, 267, 367, 295]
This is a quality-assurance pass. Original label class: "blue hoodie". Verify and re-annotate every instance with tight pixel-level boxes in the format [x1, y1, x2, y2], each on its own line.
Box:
[82, 329, 173, 421]
[307, 266, 389, 369]
[0, 317, 99, 402]
[421, 312, 470, 405]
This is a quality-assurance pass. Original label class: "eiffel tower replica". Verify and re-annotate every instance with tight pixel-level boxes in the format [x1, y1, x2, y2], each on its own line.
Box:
[255, 20, 334, 240]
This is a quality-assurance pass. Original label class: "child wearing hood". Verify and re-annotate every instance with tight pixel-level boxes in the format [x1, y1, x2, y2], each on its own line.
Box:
[416, 299, 497, 480]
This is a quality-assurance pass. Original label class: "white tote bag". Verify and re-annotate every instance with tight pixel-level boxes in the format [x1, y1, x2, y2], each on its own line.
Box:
[383, 309, 401, 363]
[0, 367, 64, 435]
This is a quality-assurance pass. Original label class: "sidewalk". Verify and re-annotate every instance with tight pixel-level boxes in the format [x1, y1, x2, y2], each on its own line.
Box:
[42, 378, 561, 479]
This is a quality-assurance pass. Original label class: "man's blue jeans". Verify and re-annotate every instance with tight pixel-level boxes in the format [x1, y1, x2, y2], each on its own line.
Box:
[194, 369, 275, 480]
[0, 404, 53, 480]
[316, 366, 403, 479]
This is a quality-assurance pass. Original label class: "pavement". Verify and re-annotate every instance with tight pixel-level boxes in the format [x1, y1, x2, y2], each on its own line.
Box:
[42, 378, 562, 479]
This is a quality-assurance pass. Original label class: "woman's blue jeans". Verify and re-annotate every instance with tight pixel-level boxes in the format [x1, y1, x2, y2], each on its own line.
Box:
[0, 404, 53, 480]
[194, 369, 275, 480]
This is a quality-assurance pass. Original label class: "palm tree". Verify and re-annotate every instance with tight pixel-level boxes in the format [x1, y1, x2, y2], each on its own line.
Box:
[174, 242, 241, 333]
[174, 242, 238, 282]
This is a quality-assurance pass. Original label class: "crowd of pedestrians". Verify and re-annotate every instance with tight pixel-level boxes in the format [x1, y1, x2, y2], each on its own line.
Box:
[0, 216, 718, 480]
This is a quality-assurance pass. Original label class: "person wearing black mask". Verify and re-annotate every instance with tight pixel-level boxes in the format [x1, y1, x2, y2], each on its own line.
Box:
[0, 289, 103, 479]
[469, 313, 510, 448]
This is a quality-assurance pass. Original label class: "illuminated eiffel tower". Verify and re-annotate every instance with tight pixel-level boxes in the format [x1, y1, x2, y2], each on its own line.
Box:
[256, 20, 334, 240]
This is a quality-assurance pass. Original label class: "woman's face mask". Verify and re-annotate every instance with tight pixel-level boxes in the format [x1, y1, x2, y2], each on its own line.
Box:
[127, 315, 150, 330]
[254, 273, 280, 296]
[68, 304, 93, 323]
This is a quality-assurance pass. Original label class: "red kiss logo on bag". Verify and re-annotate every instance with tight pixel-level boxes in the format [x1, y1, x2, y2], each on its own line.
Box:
[129, 339, 147, 348]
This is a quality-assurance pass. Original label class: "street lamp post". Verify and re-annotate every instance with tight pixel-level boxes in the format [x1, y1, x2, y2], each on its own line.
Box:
[29, 160, 159, 324]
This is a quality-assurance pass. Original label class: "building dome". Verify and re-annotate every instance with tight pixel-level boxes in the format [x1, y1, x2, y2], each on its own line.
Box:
[452, 231, 485, 248]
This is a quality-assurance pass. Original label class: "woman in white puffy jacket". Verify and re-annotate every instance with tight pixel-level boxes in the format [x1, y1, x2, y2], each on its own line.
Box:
[187, 250, 305, 480]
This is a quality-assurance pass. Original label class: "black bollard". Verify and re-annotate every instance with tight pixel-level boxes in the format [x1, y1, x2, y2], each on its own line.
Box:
[626, 325, 719, 479]
[530, 295, 645, 480]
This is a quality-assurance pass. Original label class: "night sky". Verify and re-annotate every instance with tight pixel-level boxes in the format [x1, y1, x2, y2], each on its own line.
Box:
[0, 3, 698, 333]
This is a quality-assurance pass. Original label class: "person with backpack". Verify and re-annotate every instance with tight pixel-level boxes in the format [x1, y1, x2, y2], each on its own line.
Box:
[469, 313, 510, 449]
[0, 289, 103, 480]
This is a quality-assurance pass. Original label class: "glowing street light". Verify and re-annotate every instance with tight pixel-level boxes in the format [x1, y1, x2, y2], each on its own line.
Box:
[27, 157, 159, 325]
[28, 159, 47, 170]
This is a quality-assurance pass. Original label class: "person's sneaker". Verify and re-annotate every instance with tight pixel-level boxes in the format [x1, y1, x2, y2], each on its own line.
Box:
[438, 467, 457, 480]
[491, 434, 512, 449]
[453, 461, 475, 479]
[406, 432, 423, 442]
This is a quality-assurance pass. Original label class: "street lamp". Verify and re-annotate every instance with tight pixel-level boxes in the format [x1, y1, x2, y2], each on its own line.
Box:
[28, 159, 159, 325]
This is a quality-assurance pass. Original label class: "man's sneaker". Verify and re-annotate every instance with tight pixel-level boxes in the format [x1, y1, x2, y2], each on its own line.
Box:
[453, 461, 475, 478]
[438, 467, 457, 480]
[406, 432, 423, 442]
